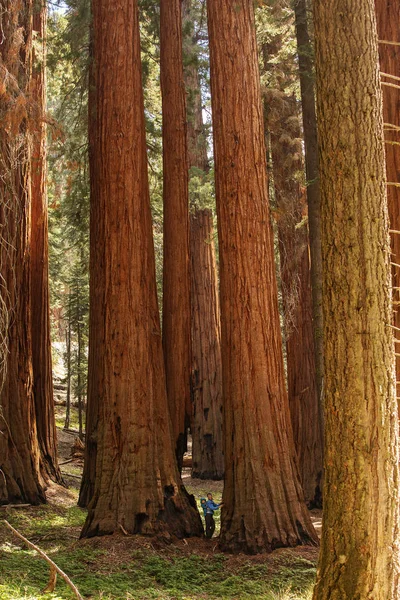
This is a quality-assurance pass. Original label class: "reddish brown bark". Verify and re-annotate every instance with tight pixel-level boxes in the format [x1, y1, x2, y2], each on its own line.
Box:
[294, 0, 324, 409]
[81, 0, 202, 538]
[182, 0, 224, 480]
[160, 0, 192, 470]
[78, 34, 97, 509]
[207, 0, 318, 553]
[375, 0, 400, 388]
[190, 210, 223, 480]
[268, 92, 323, 508]
[0, 0, 45, 505]
[30, 0, 63, 485]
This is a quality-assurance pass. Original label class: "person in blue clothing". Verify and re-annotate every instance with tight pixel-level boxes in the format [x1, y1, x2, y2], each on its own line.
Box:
[205, 492, 223, 538]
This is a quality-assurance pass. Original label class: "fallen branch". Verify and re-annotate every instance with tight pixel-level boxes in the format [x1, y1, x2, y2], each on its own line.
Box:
[3, 520, 84, 600]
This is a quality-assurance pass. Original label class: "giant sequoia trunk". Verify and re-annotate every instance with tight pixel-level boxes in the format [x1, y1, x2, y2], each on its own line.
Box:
[312, 1, 400, 598]
[293, 0, 324, 410]
[207, 0, 318, 553]
[190, 210, 223, 480]
[30, 0, 63, 486]
[267, 91, 322, 508]
[81, 0, 202, 538]
[0, 0, 45, 505]
[182, 0, 224, 480]
[375, 0, 400, 388]
[160, 0, 192, 471]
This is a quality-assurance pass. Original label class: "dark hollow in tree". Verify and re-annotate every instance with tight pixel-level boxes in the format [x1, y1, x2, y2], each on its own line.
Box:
[207, 0, 318, 554]
[312, 1, 400, 598]
[80, 0, 203, 538]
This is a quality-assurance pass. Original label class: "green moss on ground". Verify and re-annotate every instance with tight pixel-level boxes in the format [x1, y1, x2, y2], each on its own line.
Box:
[0, 489, 317, 599]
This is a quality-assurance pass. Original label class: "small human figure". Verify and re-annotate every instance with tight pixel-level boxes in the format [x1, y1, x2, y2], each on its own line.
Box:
[200, 497, 207, 518]
[205, 492, 223, 539]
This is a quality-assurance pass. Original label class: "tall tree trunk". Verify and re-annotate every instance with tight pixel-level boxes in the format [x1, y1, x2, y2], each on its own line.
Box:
[0, 0, 45, 505]
[79, 31, 97, 508]
[207, 0, 318, 553]
[190, 210, 224, 480]
[267, 90, 323, 508]
[160, 0, 192, 471]
[64, 312, 71, 430]
[375, 0, 400, 390]
[30, 0, 63, 485]
[81, 0, 202, 538]
[182, 0, 224, 480]
[312, 1, 400, 598]
[293, 0, 324, 413]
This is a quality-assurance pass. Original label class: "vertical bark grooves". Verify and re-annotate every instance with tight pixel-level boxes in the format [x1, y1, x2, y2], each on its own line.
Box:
[312, 1, 400, 598]
[207, 0, 318, 553]
[160, 0, 191, 470]
[375, 0, 400, 389]
[182, 0, 224, 480]
[81, 0, 202, 538]
[0, 0, 45, 505]
[79, 30, 97, 508]
[190, 210, 223, 480]
[267, 91, 322, 508]
[30, 0, 63, 485]
[294, 0, 324, 413]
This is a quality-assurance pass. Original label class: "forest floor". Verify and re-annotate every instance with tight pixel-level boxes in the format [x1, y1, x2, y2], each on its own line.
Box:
[0, 425, 321, 600]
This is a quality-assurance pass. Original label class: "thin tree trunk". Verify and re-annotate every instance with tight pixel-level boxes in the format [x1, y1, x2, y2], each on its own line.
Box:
[64, 313, 71, 431]
[0, 0, 45, 505]
[293, 0, 324, 413]
[182, 0, 224, 480]
[79, 30, 97, 508]
[207, 0, 318, 553]
[267, 90, 323, 508]
[80, 0, 202, 538]
[312, 1, 400, 597]
[375, 0, 400, 391]
[160, 0, 192, 471]
[190, 210, 223, 480]
[30, 0, 63, 485]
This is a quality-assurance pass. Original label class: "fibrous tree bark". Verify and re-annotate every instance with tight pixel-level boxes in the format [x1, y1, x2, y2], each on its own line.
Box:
[80, 0, 202, 538]
[160, 0, 191, 471]
[190, 210, 223, 480]
[30, 0, 63, 485]
[207, 0, 318, 553]
[375, 0, 400, 389]
[182, 0, 224, 480]
[0, 0, 45, 505]
[293, 0, 324, 411]
[78, 32, 96, 509]
[312, 1, 400, 598]
[266, 89, 322, 508]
